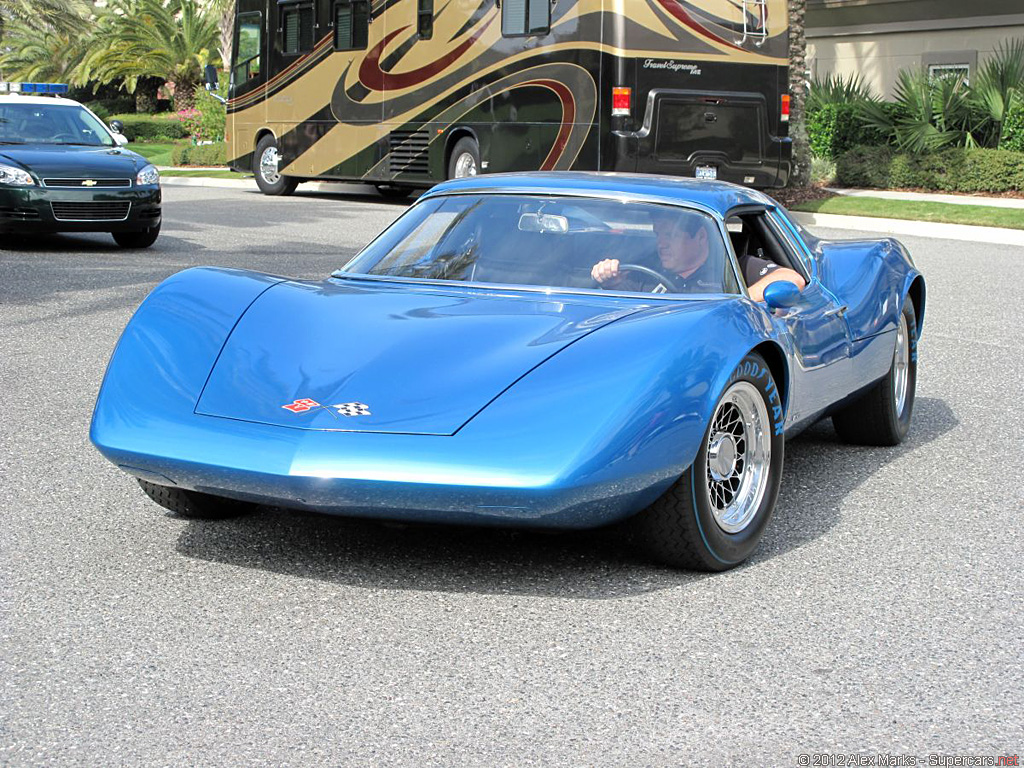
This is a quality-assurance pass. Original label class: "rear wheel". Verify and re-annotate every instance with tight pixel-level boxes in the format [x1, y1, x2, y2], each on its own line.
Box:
[634, 353, 785, 571]
[254, 134, 299, 196]
[113, 224, 160, 249]
[447, 137, 480, 179]
[137, 479, 254, 520]
[832, 301, 918, 446]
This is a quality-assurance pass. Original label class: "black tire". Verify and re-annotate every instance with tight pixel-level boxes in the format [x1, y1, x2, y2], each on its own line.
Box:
[447, 137, 480, 179]
[137, 478, 254, 520]
[112, 224, 160, 249]
[254, 134, 299, 196]
[375, 184, 412, 200]
[832, 301, 918, 446]
[633, 353, 785, 571]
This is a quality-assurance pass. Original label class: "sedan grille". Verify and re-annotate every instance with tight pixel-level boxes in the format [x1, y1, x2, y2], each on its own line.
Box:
[50, 201, 131, 221]
[43, 178, 132, 188]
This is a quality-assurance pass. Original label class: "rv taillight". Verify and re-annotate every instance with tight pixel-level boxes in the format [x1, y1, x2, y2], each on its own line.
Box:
[781, 94, 791, 122]
[612, 87, 631, 117]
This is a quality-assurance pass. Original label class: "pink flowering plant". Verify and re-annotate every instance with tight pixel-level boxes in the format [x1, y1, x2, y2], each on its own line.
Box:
[176, 107, 206, 142]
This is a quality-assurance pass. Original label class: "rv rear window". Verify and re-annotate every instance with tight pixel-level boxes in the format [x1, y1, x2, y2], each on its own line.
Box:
[282, 3, 314, 54]
[334, 0, 368, 50]
[502, 0, 549, 37]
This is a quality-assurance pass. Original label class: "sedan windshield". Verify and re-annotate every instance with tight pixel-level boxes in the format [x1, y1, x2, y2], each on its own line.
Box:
[0, 102, 114, 146]
[342, 194, 739, 296]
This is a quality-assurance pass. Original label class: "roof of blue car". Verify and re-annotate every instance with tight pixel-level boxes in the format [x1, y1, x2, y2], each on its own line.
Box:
[425, 172, 778, 218]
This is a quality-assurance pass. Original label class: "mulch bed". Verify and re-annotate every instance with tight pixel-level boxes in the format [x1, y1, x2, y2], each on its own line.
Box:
[765, 184, 836, 208]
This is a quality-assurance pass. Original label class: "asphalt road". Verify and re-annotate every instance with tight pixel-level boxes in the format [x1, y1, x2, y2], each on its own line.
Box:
[2, 185, 1021, 766]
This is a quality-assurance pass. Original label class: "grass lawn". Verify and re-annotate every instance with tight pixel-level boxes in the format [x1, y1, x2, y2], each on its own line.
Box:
[159, 169, 250, 179]
[130, 142, 182, 166]
[791, 196, 1024, 231]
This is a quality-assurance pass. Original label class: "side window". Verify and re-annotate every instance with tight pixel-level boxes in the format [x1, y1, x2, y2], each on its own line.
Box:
[233, 12, 262, 84]
[282, 3, 314, 55]
[334, 0, 369, 50]
[417, 0, 433, 39]
[502, 0, 550, 37]
[734, 211, 809, 283]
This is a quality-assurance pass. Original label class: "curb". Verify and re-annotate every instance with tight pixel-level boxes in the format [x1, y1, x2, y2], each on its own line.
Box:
[790, 211, 1024, 247]
[160, 176, 383, 195]
[159, 176, 1024, 246]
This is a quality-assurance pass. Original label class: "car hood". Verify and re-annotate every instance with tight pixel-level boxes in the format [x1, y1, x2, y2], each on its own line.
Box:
[0, 144, 146, 178]
[195, 279, 648, 435]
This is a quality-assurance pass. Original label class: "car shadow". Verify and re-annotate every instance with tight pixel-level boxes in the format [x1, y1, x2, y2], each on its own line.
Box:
[175, 396, 956, 599]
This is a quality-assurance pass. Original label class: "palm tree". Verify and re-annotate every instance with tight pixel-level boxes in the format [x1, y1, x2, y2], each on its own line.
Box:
[0, 0, 91, 79]
[0, 19, 90, 84]
[87, 0, 221, 111]
[201, 0, 236, 80]
[787, 0, 812, 187]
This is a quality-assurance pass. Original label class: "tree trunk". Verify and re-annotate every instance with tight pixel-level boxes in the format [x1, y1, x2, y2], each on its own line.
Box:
[219, 0, 235, 76]
[173, 79, 197, 111]
[787, 0, 812, 188]
[135, 77, 161, 113]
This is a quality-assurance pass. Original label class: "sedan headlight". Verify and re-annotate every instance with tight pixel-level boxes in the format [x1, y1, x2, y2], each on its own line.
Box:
[135, 164, 160, 186]
[0, 163, 35, 186]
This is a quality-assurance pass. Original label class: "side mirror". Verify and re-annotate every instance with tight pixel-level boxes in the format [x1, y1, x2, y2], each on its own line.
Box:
[204, 64, 219, 92]
[112, 132, 128, 147]
[762, 280, 802, 309]
[109, 119, 124, 134]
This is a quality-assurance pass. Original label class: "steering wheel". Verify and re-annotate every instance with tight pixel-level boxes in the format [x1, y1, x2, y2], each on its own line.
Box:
[596, 263, 679, 293]
[50, 133, 77, 142]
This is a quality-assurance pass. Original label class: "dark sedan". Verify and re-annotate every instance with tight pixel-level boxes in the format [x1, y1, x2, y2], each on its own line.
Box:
[0, 91, 161, 247]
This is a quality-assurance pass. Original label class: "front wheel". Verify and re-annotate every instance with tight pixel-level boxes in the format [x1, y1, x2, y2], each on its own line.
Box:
[832, 301, 918, 446]
[254, 134, 299, 196]
[447, 137, 480, 179]
[137, 479, 255, 520]
[112, 224, 160, 249]
[633, 353, 785, 571]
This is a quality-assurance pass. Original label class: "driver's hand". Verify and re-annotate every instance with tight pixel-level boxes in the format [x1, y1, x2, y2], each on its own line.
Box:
[592, 258, 622, 285]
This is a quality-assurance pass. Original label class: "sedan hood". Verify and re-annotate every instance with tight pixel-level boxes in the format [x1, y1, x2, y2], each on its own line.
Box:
[195, 279, 645, 435]
[0, 144, 145, 179]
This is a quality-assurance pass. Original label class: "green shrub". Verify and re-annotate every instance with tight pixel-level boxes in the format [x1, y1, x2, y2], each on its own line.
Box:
[1002, 94, 1024, 152]
[836, 145, 1024, 192]
[171, 142, 226, 166]
[807, 103, 888, 160]
[112, 114, 189, 142]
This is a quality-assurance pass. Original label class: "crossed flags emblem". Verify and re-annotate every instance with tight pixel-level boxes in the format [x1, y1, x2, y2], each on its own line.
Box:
[281, 399, 372, 417]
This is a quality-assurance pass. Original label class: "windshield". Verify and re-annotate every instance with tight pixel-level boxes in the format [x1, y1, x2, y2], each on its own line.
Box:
[0, 102, 114, 146]
[342, 194, 739, 296]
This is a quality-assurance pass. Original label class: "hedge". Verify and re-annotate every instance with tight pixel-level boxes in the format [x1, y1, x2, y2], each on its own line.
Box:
[836, 145, 1024, 192]
[1002, 97, 1024, 152]
[171, 142, 227, 166]
[807, 103, 890, 160]
[109, 114, 189, 142]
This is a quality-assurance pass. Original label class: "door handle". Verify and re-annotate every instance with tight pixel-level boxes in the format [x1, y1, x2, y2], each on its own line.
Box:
[824, 305, 847, 317]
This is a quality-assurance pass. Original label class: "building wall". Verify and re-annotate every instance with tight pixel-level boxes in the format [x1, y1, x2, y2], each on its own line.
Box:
[806, 0, 1024, 97]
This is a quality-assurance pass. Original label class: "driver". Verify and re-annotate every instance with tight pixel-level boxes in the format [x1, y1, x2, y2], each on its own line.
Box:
[591, 209, 806, 301]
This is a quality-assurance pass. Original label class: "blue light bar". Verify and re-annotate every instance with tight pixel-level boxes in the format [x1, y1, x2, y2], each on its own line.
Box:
[0, 82, 69, 94]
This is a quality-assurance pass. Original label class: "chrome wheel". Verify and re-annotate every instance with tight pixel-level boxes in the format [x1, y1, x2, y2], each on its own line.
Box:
[453, 151, 478, 178]
[893, 312, 910, 417]
[705, 381, 772, 534]
[259, 146, 281, 185]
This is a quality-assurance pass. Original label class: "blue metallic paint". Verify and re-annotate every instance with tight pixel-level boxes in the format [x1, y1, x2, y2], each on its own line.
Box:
[90, 174, 924, 528]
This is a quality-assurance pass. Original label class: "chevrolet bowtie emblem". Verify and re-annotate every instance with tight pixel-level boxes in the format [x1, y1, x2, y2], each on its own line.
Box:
[81, 179, 98, 187]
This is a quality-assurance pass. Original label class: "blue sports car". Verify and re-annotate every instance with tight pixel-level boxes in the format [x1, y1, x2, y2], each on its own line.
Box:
[91, 173, 924, 570]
